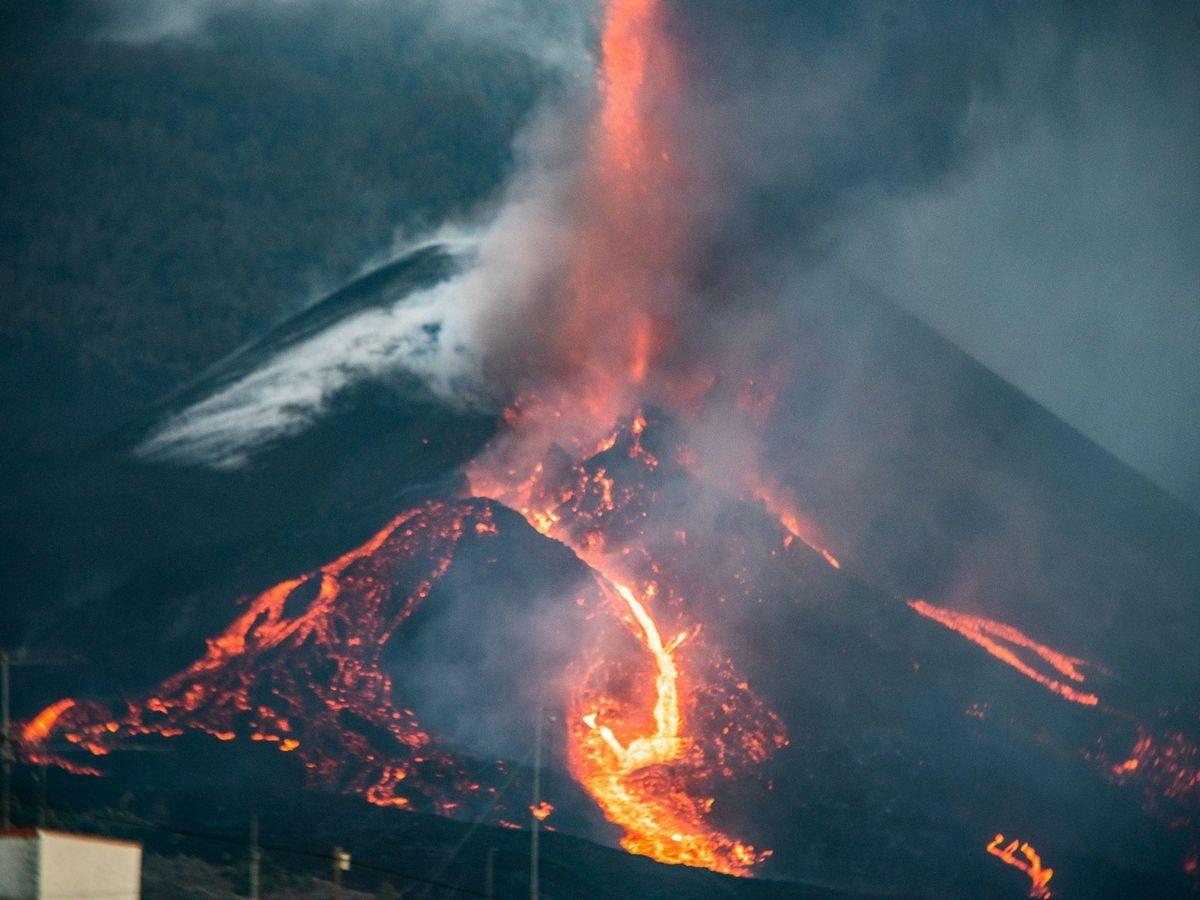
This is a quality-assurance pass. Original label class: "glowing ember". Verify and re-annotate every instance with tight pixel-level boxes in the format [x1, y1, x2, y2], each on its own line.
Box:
[907, 599, 1098, 707]
[1097, 721, 1200, 820]
[986, 834, 1054, 899]
[530, 801, 554, 822]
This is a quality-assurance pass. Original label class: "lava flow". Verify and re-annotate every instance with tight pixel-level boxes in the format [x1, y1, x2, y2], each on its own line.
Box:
[569, 575, 779, 874]
[987, 834, 1054, 899]
[23, 501, 513, 816]
[461, 0, 791, 869]
[908, 599, 1099, 706]
[746, 474, 841, 570]
[469, 411, 788, 875]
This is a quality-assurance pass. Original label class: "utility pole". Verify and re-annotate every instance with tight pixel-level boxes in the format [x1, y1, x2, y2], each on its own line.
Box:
[485, 845, 495, 900]
[249, 814, 261, 900]
[37, 763, 47, 827]
[332, 845, 350, 900]
[529, 707, 543, 900]
[2, 650, 11, 831]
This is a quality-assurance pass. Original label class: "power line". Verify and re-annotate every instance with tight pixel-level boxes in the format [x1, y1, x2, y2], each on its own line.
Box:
[78, 817, 491, 898]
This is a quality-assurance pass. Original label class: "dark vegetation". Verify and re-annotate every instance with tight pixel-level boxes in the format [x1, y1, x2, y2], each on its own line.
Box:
[8, 756, 866, 899]
[0, 0, 545, 465]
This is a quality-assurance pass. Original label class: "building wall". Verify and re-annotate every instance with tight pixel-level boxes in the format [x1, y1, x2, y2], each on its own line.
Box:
[0, 831, 141, 900]
[0, 835, 39, 900]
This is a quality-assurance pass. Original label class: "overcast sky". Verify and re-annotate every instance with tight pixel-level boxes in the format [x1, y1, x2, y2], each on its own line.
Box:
[831, 14, 1199, 508]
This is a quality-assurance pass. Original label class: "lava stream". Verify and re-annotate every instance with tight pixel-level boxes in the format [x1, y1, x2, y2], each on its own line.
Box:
[469, 412, 786, 874]
[582, 582, 685, 773]
[746, 475, 841, 569]
[22, 501, 512, 816]
[908, 599, 1098, 706]
[987, 833, 1054, 899]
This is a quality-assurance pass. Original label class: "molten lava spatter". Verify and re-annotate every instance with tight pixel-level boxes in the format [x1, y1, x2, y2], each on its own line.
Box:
[23, 501, 513, 816]
[557, 0, 681, 403]
[908, 599, 1099, 706]
[987, 834, 1054, 899]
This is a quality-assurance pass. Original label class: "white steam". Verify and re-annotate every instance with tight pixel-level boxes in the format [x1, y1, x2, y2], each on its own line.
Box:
[136, 98, 587, 469]
[136, 253, 479, 469]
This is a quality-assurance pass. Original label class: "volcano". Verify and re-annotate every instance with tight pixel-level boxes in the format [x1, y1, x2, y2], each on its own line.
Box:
[6, 0, 1199, 897]
[14, 386, 1200, 896]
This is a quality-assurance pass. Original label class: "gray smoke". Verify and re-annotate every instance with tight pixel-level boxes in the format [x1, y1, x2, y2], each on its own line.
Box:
[660, 0, 1200, 509]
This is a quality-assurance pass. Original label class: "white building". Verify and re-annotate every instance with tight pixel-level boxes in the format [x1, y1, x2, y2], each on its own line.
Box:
[0, 829, 141, 900]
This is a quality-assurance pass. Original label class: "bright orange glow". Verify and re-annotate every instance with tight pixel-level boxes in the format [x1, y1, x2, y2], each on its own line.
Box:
[530, 801, 554, 822]
[552, 0, 682, 408]
[569, 579, 774, 874]
[22, 698, 76, 743]
[1104, 728, 1200, 803]
[987, 833, 1054, 899]
[599, 0, 657, 171]
[470, 409, 786, 875]
[746, 474, 841, 569]
[22, 502, 509, 816]
[908, 599, 1098, 706]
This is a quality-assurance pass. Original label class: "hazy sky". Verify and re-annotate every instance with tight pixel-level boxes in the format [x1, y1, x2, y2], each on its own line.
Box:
[832, 15, 1199, 508]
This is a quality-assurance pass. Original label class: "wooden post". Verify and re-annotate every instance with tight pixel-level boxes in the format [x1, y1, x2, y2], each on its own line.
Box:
[530, 708, 543, 900]
[1, 651, 11, 831]
[249, 814, 261, 900]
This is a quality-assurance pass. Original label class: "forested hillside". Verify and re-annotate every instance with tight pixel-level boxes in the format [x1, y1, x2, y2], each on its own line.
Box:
[0, 0, 548, 467]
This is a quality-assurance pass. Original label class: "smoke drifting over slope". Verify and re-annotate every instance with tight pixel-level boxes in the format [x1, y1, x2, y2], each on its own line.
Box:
[138, 2, 1198, 511]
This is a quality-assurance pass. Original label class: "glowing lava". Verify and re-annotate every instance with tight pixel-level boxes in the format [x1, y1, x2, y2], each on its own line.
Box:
[460, 0, 790, 865]
[22, 698, 77, 743]
[569, 580, 773, 874]
[469, 413, 787, 875]
[584, 582, 685, 774]
[908, 599, 1098, 706]
[22, 501, 513, 816]
[746, 475, 841, 569]
[987, 834, 1054, 899]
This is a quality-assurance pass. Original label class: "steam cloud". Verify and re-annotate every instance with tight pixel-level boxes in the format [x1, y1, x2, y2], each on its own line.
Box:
[136, 242, 481, 469]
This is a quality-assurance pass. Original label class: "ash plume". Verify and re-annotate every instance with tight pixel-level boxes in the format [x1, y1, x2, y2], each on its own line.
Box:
[134, 3, 1199, 669]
